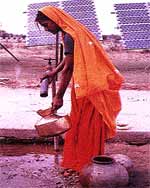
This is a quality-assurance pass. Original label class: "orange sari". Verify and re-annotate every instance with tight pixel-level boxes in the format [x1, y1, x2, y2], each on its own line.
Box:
[39, 6, 124, 171]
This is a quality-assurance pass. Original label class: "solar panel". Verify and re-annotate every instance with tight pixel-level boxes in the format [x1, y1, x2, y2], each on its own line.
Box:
[117, 17, 149, 24]
[114, 3, 146, 10]
[114, 2, 150, 49]
[26, 0, 102, 46]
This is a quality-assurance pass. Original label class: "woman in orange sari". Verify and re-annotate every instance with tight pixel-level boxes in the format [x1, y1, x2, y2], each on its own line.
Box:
[35, 6, 124, 174]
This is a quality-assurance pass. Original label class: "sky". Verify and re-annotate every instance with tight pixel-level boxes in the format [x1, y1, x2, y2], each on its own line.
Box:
[0, 0, 149, 35]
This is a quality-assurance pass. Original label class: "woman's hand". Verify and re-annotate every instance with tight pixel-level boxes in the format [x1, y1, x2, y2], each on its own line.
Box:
[51, 96, 63, 111]
[40, 70, 55, 82]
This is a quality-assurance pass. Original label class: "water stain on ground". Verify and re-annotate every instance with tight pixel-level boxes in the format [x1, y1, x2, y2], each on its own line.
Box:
[0, 142, 149, 188]
[0, 143, 61, 156]
[0, 144, 81, 188]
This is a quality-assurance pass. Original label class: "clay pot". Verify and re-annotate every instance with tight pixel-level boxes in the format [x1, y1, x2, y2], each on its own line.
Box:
[79, 155, 129, 188]
[110, 154, 133, 174]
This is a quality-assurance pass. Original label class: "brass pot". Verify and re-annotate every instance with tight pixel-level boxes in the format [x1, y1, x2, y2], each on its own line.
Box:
[35, 114, 71, 137]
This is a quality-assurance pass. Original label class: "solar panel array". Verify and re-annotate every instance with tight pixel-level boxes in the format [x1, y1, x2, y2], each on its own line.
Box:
[114, 2, 150, 49]
[26, 0, 102, 46]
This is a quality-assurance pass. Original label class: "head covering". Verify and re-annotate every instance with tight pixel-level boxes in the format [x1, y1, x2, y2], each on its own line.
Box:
[35, 11, 50, 21]
[39, 6, 124, 137]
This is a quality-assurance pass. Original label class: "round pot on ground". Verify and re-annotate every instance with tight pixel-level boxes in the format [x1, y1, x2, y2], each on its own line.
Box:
[79, 155, 129, 188]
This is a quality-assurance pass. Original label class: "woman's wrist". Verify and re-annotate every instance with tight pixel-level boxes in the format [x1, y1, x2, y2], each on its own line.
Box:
[56, 92, 64, 99]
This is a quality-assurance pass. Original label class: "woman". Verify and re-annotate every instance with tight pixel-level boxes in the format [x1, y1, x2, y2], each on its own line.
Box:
[35, 6, 124, 174]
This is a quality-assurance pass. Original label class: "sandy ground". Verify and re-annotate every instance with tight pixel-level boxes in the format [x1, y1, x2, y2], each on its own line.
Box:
[0, 142, 149, 188]
[0, 43, 150, 187]
[0, 45, 150, 90]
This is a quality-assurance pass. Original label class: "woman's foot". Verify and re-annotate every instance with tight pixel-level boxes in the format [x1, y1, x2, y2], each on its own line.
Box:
[60, 168, 78, 177]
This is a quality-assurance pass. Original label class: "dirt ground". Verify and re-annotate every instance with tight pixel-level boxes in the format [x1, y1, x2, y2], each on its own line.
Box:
[0, 42, 150, 187]
[0, 142, 149, 188]
[0, 44, 150, 90]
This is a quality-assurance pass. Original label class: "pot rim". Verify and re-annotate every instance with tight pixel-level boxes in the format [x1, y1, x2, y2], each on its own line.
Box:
[92, 155, 115, 165]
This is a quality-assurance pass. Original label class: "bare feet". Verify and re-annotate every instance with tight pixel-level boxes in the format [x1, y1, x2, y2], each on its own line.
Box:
[60, 168, 79, 177]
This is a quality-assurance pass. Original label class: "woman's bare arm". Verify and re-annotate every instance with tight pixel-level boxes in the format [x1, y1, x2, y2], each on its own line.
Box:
[52, 54, 74, 111]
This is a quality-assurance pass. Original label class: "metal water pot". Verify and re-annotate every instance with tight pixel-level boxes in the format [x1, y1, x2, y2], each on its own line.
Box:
[35, 114, 71, 137]
[79, 155, 129, 188]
